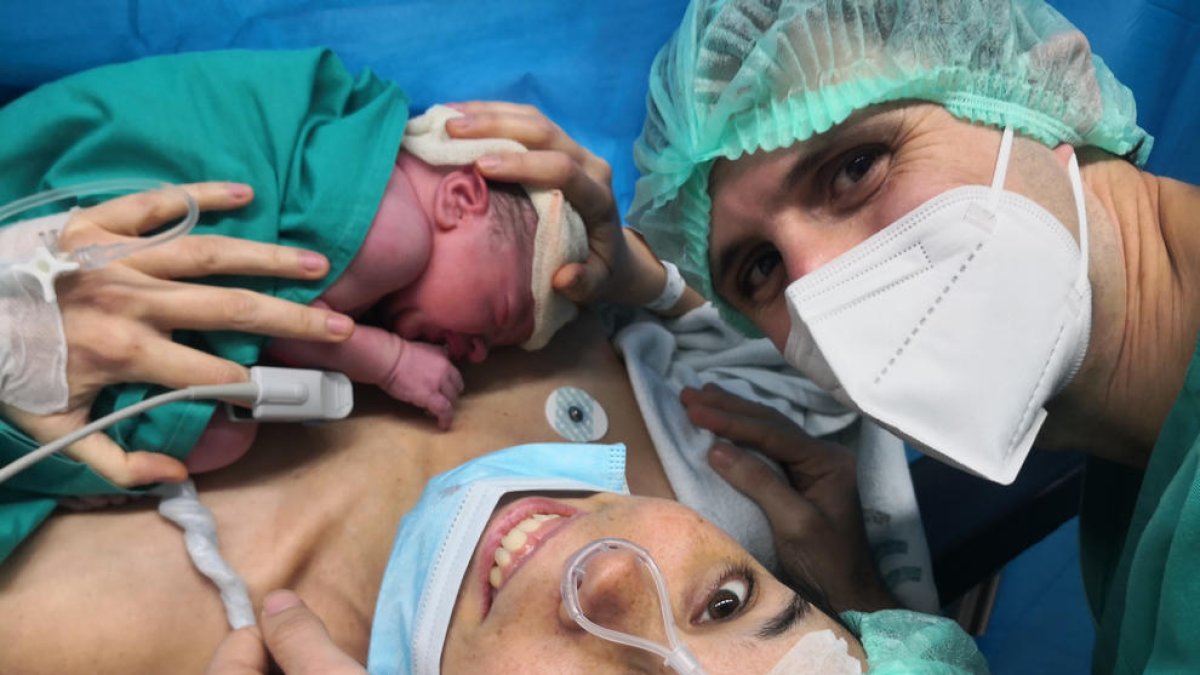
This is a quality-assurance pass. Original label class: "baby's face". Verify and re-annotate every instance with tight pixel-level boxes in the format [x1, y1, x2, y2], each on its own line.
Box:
[385, 210, 536, 363]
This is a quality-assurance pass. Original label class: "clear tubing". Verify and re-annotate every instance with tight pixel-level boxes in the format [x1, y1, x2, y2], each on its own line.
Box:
[0, 179, 198, 269]
[561, 538, 708, 675]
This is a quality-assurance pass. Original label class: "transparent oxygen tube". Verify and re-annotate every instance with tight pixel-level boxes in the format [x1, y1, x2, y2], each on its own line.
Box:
[0, 178, 198, 270]
[561, 538, 708, 675]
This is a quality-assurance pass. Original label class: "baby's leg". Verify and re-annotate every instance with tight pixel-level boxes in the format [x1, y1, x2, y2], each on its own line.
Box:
[185, 410, 259, 474]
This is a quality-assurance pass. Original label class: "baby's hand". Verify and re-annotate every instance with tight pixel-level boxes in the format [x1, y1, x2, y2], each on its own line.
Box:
[381, 340, 464, 430]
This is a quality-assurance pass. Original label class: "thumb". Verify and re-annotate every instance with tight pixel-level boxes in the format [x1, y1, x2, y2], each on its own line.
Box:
[62, 432, 189, 488]
[551, 262, 593, 304]
[259, 590, 365, 675]
[708, 442, 819, 532]
[204, 626, 268, 675]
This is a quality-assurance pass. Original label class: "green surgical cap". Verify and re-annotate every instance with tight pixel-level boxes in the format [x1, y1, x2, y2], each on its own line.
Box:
[843, 610, 992, 673]
[630, 0, 1152, 334]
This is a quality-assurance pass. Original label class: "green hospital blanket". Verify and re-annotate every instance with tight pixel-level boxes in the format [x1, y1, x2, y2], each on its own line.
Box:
[0, 48, 409, 562]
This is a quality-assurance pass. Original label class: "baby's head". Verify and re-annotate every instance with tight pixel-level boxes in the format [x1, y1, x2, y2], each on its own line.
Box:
[383, 162, 542, 363]
[387, 105, 588, 362]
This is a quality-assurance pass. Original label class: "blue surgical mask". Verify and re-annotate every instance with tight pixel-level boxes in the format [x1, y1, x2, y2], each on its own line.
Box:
[367, 442, 629, 675]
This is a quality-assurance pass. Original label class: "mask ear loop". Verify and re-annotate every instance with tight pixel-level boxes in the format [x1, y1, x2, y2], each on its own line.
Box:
[1067, 152, 1089, 290]
[561, 538, 708, 675]
[987, 126, 1016, 211]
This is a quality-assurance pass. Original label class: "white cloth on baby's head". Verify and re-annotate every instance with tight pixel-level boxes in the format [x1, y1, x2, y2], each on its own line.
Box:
[401, 105, 587, 350]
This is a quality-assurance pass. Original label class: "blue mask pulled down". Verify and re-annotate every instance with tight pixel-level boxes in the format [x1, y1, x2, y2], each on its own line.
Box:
[367, 442, 629, 675]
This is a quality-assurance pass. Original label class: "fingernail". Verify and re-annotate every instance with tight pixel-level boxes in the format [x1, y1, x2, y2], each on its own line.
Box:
[446, 116, 471, 131]
[227, 183, 252, 200]
[326, 314, 354, 336]
[709, 444, 739, 471]
[444, 102, 466, 111]
[263, 590, 301, 616]
[300, 251, 328, 272]
[476, 155, 501, 170]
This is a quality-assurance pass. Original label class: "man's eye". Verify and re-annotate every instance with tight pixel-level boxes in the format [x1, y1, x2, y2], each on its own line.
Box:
[699, 575, 752, 623]
[737, 248, 782, 300]
[830, 145, 888, 201]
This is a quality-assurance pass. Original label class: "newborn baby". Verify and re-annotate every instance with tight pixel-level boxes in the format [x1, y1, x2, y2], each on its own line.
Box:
[189, 105, 588, 472]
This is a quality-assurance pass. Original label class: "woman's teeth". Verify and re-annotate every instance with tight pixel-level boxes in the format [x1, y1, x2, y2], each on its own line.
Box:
[489, 513, 562, 589]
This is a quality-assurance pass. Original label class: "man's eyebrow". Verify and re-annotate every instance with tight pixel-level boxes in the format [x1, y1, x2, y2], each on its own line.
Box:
[756, 592, 809, 639]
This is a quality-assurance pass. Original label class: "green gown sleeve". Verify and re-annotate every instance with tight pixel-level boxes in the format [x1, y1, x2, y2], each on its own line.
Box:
[1080, 334, 1200, 673]
[0, 47, 409, 562]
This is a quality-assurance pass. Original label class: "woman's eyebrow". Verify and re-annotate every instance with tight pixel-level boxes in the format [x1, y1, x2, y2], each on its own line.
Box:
[756, 592, 809, 639]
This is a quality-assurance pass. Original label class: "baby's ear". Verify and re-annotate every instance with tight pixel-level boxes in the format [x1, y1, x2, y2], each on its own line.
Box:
[432, 166, 490, 230]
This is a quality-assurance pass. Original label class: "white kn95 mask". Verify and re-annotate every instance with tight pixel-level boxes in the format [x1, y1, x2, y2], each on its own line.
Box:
[783, 127, 1091, 484]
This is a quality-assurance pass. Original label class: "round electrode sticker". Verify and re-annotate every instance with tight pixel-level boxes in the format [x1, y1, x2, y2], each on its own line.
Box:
[545, 386, 608, 442]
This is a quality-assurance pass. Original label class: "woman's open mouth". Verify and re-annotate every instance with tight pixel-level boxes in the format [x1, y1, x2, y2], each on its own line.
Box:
[476, 496, 580, 616]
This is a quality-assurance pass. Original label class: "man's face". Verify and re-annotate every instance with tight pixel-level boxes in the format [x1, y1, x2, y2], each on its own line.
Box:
[706, 102, 1080, 351]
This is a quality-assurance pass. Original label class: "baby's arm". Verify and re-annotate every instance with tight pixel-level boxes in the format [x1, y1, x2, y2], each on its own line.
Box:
[267, 304, 463, 429]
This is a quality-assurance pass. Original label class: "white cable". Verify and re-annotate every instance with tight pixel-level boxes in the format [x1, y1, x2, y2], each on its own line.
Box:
[0, 366, 353, 484]
[154, 479, 256, 629]
[0, 383, 257, 484]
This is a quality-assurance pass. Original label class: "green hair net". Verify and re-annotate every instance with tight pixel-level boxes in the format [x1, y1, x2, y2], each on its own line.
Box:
[843, 609, 992, 673]
[629, 0, 1153, 334]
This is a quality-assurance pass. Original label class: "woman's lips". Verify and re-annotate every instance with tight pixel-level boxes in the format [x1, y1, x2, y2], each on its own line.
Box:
[476, 497, 580, 617]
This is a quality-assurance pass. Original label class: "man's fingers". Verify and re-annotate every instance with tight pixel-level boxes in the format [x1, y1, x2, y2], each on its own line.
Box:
[682, 383, 794, 421]
[61, 432, 188, 487]
[471, 150, 616, 228]
[707, 442, 819, 533]
[204, 626, 268, 675]
[684, 395, 804, 459]
[121, 235, 330, 281]
[75, 182, 254, 237]
[444, 102, 610, 181]
[260, 591, 365, 675]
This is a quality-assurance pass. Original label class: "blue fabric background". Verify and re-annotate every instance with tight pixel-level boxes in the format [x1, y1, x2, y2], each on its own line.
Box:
[2, 0, 1191, 209]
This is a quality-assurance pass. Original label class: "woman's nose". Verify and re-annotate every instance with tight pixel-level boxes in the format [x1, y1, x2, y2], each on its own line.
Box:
[561, 546, 671, 645]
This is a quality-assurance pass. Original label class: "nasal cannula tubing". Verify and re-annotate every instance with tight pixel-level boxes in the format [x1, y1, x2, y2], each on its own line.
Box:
[0, 178, 199, 270]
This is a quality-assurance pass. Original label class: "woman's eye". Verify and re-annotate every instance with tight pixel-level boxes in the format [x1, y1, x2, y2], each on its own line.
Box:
[700, 577, 751, 623]
[829, 145, 888, 202]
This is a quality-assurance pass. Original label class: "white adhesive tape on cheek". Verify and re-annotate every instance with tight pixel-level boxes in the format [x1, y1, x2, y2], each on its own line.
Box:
[766, 629, 864, 675]
[0, 215, 73, 414]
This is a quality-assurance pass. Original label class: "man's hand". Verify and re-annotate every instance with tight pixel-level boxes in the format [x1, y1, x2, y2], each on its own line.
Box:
[681, 383, 898, 612]
[205, 590, 366, 675]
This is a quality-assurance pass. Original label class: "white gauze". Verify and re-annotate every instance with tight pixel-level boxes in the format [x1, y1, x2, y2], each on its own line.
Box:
[0, 213, 73, 413]
[401, 105, 587, 350]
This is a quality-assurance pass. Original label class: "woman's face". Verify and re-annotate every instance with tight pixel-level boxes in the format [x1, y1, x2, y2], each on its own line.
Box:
[706, 102, 1080, 351]
[442, 492, 865, 673]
